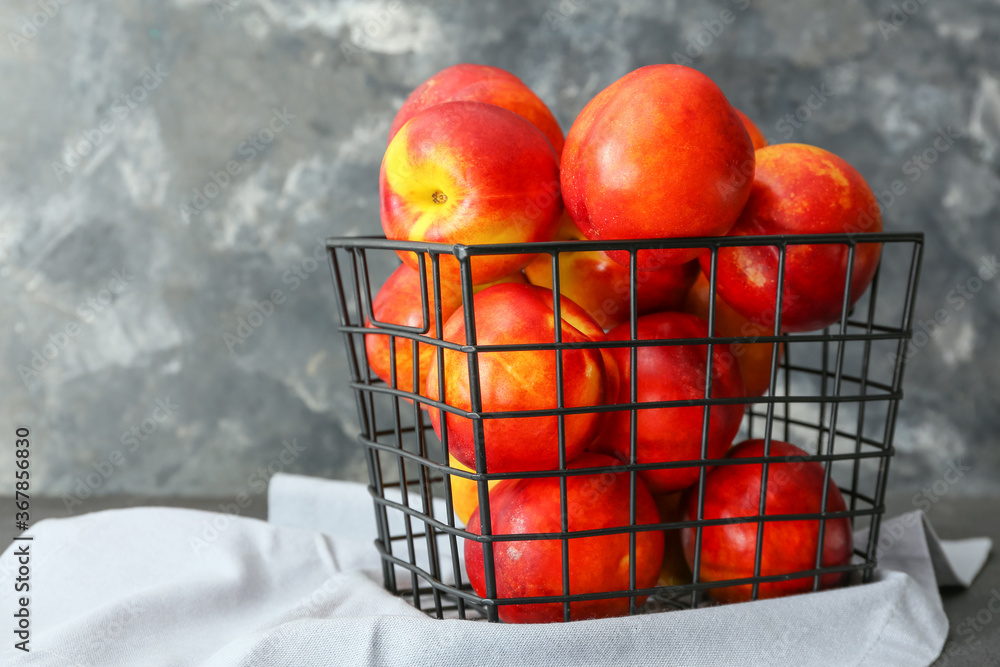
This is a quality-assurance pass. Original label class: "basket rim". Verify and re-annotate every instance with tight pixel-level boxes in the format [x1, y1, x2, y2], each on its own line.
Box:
[324, 231, 924, 256]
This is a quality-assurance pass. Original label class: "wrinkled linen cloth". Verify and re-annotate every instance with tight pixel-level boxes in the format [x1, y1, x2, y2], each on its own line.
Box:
[0, 473, 990, 666]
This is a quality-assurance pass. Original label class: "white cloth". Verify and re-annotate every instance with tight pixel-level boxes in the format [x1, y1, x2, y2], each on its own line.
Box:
[0, 474, 990, 667]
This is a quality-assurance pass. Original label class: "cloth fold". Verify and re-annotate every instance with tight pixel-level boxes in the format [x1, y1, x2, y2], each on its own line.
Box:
[0, 473, 990, 666]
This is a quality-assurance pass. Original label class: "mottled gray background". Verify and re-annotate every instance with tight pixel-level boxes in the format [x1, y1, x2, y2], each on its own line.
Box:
[1, 0, 998, 501]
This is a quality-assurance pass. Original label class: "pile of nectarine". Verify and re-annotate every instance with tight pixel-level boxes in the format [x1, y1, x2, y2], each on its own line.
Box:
[365, 63, 881, 622]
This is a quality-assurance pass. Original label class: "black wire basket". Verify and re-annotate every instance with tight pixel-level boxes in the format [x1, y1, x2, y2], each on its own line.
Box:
[324, 232, 924, 623]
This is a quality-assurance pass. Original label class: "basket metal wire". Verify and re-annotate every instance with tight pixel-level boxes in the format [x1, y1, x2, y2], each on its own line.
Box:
[325, 232, 924, 622]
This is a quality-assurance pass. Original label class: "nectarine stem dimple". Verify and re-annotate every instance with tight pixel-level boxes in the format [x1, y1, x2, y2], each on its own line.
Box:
[432, 190, 448, 204]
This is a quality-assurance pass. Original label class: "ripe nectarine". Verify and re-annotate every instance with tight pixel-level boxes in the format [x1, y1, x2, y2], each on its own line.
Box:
[592, 312, 745, 494]
[388, 63, 564, 155]
[561, 65, 755, 269]
[465, 453, 664, 623]
[683, 272, 783, 397]
[681, 439, 853, 602]
[380, 101, 562, 284]
[701, 143, 882, 332]
[426, 284, 607, 473]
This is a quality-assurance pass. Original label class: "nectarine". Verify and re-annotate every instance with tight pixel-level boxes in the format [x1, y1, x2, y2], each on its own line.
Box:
[592, 312, 745, 494]
[388, 63, 564, 155]
[465, 453, 664, 623]
[683, 272, 783, 397]
[701, 143, 882, 332]
[525, 215, 699, 330]
[380, 101, 562, 284]
[426, 284, 607, 473]
[561, 65, 755, 269]
[681, 439, 853, 602]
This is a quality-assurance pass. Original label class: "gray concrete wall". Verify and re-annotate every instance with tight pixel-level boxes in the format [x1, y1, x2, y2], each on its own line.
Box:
[1, 0, 998, 499]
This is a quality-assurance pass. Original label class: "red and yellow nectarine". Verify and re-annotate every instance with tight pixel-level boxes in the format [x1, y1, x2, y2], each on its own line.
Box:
[465, 453, 664, 623]
[426, 283, 607, 473]
[701, 143, 882, 332]
[525, 215, 699, 330]
[681, 439, 853, 602]
[380, 101, 562, 284]
[561, 65, 755, 269]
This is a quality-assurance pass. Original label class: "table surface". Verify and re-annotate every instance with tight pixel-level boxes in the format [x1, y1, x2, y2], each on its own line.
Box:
[2, 493, 997, 666]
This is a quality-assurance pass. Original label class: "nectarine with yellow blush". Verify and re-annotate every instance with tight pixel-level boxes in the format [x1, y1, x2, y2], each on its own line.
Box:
[381, 101, 562, 285]
[426, 283, 607, 474]
[701, 143, 882, 333]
